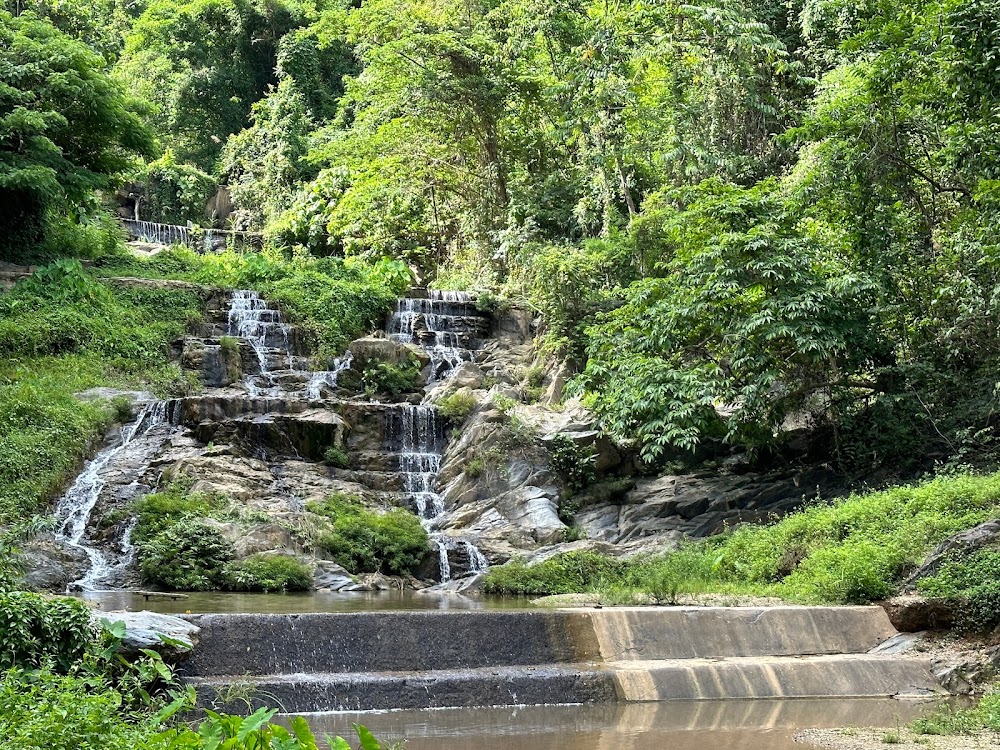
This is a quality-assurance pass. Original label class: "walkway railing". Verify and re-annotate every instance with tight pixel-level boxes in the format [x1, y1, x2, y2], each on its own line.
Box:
[122, 219, 263, 252]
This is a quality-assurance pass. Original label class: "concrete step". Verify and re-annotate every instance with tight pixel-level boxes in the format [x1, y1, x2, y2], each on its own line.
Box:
[188, 664, 615, 712]
[187, 654, 938, 713]
[178, 607, 941, 712]
[178, 607, 898, 677]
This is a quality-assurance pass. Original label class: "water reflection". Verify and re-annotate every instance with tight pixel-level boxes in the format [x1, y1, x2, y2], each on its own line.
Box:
[76, 589, 531, 614]
[295, 699, 939, 750]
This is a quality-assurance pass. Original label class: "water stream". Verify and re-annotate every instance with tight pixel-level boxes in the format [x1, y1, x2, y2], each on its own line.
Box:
[53, 401, 178, 590]
[384, 292, 490, 580]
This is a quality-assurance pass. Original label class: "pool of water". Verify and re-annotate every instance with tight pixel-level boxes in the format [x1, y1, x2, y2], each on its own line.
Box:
[292, 699, 940, 750]
[288, 698, 935, 750]
[78, 589, 531, 614]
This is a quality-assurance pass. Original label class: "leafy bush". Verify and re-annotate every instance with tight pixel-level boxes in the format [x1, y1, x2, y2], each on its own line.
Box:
[483, 551, 626, 595]
[222, 554, 314, 593]
[309, 495, 429, 576]
[138, 150, 216, 225]
[131, 487, 224, 547]
[361, 359, 421, 398]
[437, 390, 478, 421]
[0, 670, 157, 750]
[546, 434, 597, 491]
[322, 445, 351, 468]
[917, 549, 1000, 631]
[136, 519, 235, 591]
[0, 592, 93, 672]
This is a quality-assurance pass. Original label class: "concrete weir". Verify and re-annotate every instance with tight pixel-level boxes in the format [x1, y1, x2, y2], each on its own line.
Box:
[179, 606, 941, 712]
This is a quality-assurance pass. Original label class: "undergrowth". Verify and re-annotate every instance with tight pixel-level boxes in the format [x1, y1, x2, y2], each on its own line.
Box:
[484, 473, 1000, 604]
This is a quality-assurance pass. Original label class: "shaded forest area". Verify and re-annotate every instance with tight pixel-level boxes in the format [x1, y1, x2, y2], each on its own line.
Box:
[3, 0, 1000, 477]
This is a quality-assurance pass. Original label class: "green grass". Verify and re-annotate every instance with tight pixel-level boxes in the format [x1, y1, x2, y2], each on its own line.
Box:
[484, 473, 1000, 603]
[912, 684, 1000, 735]
[0, 262, 205, 523]
[94, 245, 406, 360]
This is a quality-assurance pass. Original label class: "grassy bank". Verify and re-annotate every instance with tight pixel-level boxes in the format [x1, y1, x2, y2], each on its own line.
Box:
[94, 246, 408, 360]
[484, 473, 1000, 606]
[0, 260, 205, 523]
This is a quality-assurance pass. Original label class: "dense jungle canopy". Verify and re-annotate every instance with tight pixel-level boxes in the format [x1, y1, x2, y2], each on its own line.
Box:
[2, 0, 1000, 475]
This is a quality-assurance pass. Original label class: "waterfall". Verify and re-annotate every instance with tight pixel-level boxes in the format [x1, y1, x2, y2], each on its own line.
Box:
[386, 292, 482, 382]
[306, 351, 354, 401]
[227, 290, 296, 396]
[393, 404, 488, 579]
[54, 401, 176, 591]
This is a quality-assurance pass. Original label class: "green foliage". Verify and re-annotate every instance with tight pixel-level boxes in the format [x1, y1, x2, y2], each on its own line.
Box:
[912, 684, 1000, 735]
[136, 518, 235, 591]
[322, 445, 351, 469]
[0, 592, 93, 671]
[138, 150, 216, 225]
[0, 669, 159, 750]
[222, 554, 313, 593]
[546, 434, 597, 491]
[917, 549, 1000, 632]
[308, 494, 429, 576]
[485, 472, 1000, 603]
[361, 359, 421, 398]
[96, 247, 404, 359]
[0, 260, 203, 363]
[131, 486, 224, 547]
[0, 8, 153, 261]
[0, 264, 204, 523]
[483, 551, 626, 596]
[436, 390, 478, 421]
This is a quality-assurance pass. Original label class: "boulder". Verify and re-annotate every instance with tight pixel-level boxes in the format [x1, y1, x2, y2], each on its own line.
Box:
[905, 519, 1000, 587]
[95, 611, 200, 659]
[313, 560, 355, 591]
[348, 337, 418, 368]
[449, 362, 486, 390]
[19, 541, 88, 592]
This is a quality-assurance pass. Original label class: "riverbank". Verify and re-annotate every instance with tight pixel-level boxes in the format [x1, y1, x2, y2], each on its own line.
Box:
[797, 729, 1000, 749]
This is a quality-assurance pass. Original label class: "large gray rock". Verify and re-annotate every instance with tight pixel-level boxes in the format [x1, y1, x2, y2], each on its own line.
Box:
[905, 519, 1000, 587]
[96, 611, 200, 658]
[314, 560, 355, 591]
[19, 541, 88, 592]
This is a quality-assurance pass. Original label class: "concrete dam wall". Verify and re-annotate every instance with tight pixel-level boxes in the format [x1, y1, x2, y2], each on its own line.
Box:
[179, 606, 941, 712]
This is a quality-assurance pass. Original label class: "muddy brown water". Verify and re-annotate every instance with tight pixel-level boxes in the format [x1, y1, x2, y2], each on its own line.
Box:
[292, 699, 941, 750]
[78, 589, 530, 614]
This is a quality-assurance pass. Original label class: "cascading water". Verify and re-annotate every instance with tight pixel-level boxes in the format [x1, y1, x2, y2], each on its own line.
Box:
[387, 291, 482, 382]
[393, 403, 487, 582]
[227, 290, 294, 395]
[54, 401, 177, 591]
[306, 351, 354, 400]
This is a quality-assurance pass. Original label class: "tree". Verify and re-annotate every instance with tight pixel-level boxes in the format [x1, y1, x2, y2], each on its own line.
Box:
[0, 10, 153, 260]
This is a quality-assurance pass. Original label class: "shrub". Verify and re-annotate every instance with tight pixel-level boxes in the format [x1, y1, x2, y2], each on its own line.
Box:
[362, 359, 421, 397]
[546, 434, 597, 491]
[136, 518, 234, 591]
[0, 592, 93, 672]
[222, 554, 313, 593]
[131, 487, 223, 546]
[322, 445, 351, 469]
[0, 670, 156, 750]
[437, 390, 478, 421]
[483, 551, 625, 595]
[917, 549, 1000, 631]
[309, 495, 429, 576]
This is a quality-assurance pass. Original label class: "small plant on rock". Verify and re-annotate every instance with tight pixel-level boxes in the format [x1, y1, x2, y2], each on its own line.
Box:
[322, 445, 351, 469]
[437, 390, 478, 421]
